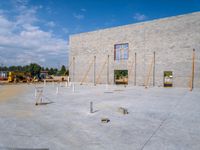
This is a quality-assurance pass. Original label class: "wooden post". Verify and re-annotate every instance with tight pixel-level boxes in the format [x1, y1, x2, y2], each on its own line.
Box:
[153, 51, 155, 86]
[94, 56, 96, 86]
[128, 58, 135, 84]
[107, 55, 109, 85]
[134, 52, 137, 86]
[190, 49, 195, 91]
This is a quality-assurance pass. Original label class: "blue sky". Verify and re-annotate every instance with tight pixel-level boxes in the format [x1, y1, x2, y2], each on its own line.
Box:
[0, 0, 200, 68]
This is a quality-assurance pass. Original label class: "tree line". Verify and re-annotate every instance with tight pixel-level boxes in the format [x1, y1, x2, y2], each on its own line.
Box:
[0, 63, 69, 77]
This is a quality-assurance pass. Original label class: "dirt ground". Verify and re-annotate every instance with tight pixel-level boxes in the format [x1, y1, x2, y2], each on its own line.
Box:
[0, 84, 27, 103]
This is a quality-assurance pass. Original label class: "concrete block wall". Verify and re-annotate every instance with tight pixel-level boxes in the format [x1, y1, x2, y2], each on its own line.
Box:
[69, 12, 200, 88]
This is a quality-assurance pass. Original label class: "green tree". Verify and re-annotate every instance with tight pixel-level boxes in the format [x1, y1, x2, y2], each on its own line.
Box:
[66, 69, 69, 76]
[48, 68, 54, 75]
[29, 63, 41, 77]
[59, 65, 66, 76]
[45, 67, 49, 72]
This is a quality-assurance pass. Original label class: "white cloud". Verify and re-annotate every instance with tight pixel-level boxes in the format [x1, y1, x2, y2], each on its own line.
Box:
[0, 9, 68, 67]
[62, 28, 69, 34]
[133, 13, 147, 21]
[46, 21, 56, 27]
[0, 15, 14, 35]
[81, 8, 86, 12]
[73, 13, 85, 20]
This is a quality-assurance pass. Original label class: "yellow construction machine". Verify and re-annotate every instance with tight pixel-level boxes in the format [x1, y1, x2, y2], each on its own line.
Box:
[8, 72, 31, 83]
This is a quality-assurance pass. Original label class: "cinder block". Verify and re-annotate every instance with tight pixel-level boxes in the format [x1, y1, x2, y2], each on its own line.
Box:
[69, 12, 200, 88]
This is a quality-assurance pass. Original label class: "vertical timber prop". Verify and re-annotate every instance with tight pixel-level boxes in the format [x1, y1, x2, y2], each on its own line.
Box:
[94, 56, 96, 86]
[153, 51, 156, 86]
[72, 56, 75, 83]
[72, 56, 75, 92]
[134, 52, 137, 86]
[144, 53, 154, 88]
[189, 49, 195, 91]
[128, 57, 135, 84]
[67, 60, 73, 86]
[107, 55, 110, 85]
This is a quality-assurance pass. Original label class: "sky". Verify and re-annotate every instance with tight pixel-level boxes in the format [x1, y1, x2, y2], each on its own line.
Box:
[0, 0, 200, 68]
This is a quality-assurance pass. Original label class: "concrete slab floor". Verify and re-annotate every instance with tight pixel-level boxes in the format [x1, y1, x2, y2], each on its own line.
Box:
[0, 83, 200, 150]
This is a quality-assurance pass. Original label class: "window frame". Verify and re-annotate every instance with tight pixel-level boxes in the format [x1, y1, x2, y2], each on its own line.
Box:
[114, 43, 129, 61]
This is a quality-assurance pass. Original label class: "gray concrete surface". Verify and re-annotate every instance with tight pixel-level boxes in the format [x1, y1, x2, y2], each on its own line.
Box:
[0, 83, 200, 150]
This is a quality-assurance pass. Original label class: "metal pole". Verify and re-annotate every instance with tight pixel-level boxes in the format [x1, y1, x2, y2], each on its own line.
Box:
[134, 53, 137, 86]
[43, 80, 46, 86]
[90, 101, 93, 113]
[56, 85, 59, 94]
[107, 55, 109, 84]
[94, 56, 96, 86]
[153, 51, 155, 86]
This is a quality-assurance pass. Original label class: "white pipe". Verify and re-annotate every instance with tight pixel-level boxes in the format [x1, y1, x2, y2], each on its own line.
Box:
[56, 86, 59, 94]
[67, 76, 70, 87]
[106, 84, 108, 90]
[44, 80, 46, 86]
[72, 83, 75, 92]
[34, 88, 37, 97]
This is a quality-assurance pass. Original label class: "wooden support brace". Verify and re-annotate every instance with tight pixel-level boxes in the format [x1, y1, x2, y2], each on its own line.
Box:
[96, 58, 107, 84]
[80, 59, 94, 85]
[144, 55, 154, 88]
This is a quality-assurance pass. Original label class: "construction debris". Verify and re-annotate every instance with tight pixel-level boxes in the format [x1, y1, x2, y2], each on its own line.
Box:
[101, 118, 110, 123]
[35, 87, 53, 106]
[118, 107, 128, 115]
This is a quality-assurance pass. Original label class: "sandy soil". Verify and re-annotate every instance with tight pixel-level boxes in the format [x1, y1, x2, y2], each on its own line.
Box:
[0, 84, 27, 102]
